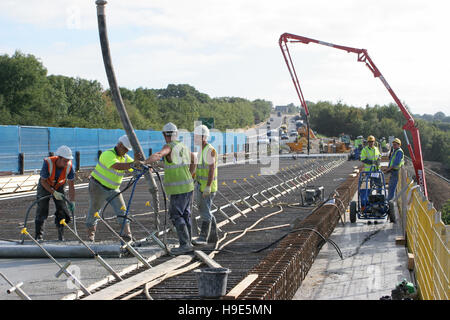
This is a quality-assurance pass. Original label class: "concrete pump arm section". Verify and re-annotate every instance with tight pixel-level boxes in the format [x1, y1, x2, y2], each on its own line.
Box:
[278, 33, 428, 198]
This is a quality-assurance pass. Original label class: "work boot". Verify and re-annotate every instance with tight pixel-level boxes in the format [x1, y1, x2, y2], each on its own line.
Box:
[170, 223, 194, 255]
[35, 221, 44, 241]
[121, 223, 134, 243]
[208, 217, 218, 244]
[87, 226, 96, 242]
[192, 220, 211, 246]
[57, 224, 65, 241]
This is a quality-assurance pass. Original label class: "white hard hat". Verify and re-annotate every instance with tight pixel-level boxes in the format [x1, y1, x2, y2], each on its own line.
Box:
[118, 135, 132, 150]
[162, 122, 178, 135]
[55, 145, 73, 160]
[194, 124, 210, 138]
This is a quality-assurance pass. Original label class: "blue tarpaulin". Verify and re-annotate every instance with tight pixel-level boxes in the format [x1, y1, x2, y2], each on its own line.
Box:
[0, 125, 248, 173]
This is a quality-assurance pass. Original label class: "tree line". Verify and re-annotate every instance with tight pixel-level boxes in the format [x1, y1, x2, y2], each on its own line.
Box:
[307, 101, 449, 167]
[1, 51, 448, 169]
[0, 51, 272, 132]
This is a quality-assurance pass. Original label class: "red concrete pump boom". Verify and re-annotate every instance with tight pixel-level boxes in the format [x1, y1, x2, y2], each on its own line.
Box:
[279, 33, 428, 198]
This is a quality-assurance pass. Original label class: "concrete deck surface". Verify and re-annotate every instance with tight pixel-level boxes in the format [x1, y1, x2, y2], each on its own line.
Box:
[293, 199, 412, 300]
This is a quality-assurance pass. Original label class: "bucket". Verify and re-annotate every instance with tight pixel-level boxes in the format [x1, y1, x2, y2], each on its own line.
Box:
[194, 267, 231, 298]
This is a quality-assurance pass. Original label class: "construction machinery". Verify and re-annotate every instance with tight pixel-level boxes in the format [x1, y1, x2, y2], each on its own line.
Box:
[350, 167, 395, 223]
[297, 125, 316, 139]
[279, 33, 428, 197]
[285, 141, 303, 153]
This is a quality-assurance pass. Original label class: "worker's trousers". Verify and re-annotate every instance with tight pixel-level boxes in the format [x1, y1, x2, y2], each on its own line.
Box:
[168, 191, 193, 234]
[194, 183, 216, 223]
[387, 169, 400, 202]
[85, 177, 128, 228]
[35, 183, 70, 226]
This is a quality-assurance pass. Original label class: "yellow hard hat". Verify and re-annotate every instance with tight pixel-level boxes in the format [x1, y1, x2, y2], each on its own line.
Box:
[367, 135, 375, 142]
[393, 138, 401, 145]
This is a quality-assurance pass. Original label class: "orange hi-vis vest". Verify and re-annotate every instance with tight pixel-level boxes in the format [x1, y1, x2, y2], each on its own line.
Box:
[44, 156, 73, 190]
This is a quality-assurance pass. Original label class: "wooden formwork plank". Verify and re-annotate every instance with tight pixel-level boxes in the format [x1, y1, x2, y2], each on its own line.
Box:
[194, 250, 222, 269]
[83, 255, 193, 300]
[223, 274, 258, 300]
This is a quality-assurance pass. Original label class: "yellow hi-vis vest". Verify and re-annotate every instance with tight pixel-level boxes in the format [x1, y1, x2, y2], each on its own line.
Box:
[163, 141, 194, 196]
[195, 143, 218, 193]
[360, 146, 381, 172]
[388, 147, 404, 170]
[91, 148, 133, 190]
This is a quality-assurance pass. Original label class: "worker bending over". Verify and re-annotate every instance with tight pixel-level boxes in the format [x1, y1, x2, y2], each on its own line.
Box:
[385, 138, 404, 202]
[191, 125, 219, 246]
[144, 123, 196, 255]
[86, 135, 140, 242]
[35, 146, 76, 241]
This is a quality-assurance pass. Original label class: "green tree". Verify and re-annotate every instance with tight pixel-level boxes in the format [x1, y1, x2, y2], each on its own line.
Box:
[0, 51, 54, 125]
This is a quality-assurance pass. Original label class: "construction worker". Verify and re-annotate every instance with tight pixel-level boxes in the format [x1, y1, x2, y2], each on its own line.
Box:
[35, 145, 76, 241]
[86, 135, 141, 242]
[360, 135, 381, 171]
[381, 137, 388, 153]
[355, 135, 363, 148]
[360, 135, 382, 190]
[191, 125, 218, 246]
[385, 138, 404, 202]
[144, 122, 196, 255]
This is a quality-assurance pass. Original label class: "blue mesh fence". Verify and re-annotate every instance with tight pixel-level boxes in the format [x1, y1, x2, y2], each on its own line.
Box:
[0, 125, 249, 173]
[75, 128, 99, 168]
[19, 127, 49, 171]
[0, 126, 20, 173]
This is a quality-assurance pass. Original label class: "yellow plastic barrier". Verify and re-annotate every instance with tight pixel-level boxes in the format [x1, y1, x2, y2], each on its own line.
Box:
[397, 168, 449, 300]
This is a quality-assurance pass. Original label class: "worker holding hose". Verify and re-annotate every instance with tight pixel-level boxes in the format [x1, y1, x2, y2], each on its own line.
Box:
[86, 135, 142, 242]
[191, 125, 219, 246]
[35, 145, 76, 241]
[144, 123, 196, 255]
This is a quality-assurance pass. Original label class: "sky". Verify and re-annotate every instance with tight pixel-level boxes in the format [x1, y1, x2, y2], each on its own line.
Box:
[1, 0, 449, 116]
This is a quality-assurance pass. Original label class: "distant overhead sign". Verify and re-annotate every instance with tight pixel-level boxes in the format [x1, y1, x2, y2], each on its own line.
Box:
[198, 117, 214, 129]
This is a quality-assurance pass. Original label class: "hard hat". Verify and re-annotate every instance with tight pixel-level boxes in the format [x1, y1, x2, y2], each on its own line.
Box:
[393, 138, 401, 145]
[357, 135, 363, 139]
[55, 145, 73, 160]
[162, 122, 178, 135]
[118, 135, 132, 150]
[367, 135, 375, 142]
[194, 124, 210, 138]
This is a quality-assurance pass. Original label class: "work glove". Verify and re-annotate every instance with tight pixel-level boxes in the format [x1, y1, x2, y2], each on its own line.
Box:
[68, 201, 75, 213]
[53, 191, 64, 201]
[203, 185, 211, 198]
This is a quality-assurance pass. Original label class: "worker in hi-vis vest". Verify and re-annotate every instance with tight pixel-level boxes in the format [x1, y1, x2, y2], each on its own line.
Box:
[360, 135, 381, 171]
[385, 138, 404, 202]
[35, 145, 76, 241]
[191, 124, 219, 246]
[144, 122, 196, 255]
[86, 135, 142, 242]
[360, 135, 382, 190]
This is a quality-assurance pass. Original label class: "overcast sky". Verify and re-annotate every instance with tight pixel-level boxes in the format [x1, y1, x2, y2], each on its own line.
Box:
[1, 0, 449, 116]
